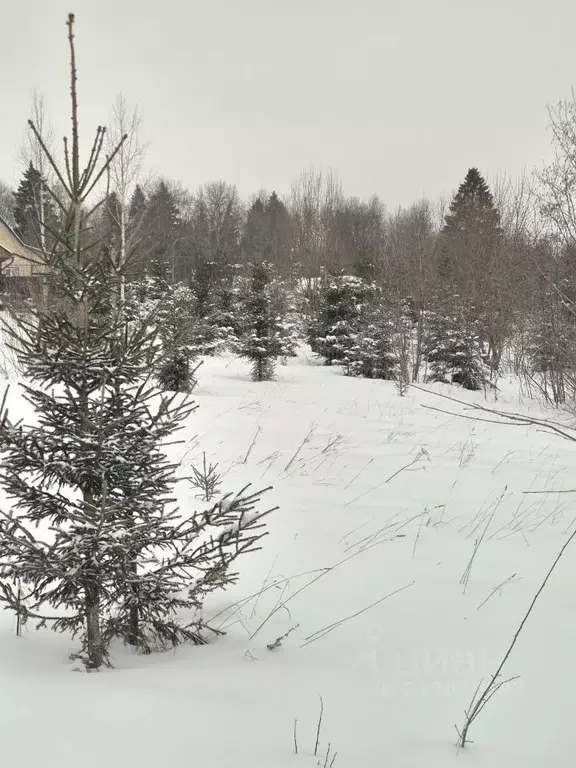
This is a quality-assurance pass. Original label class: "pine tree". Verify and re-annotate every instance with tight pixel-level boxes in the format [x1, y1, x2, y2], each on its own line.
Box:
[255, 268, 301, 362]
[441, 168, 501, 290]
[13, 162, 56, 250]
[243, 198, 268, 261]
[126, 276, 199, 392]
[214, 267, 246, 348]
[237, 261, 285, 381]
[309, 275, 370, 366]
[188, 260, 241, 354]
[0, 15, 273, 668]
[242, 193, 293, 275]
[424, 295, 484, 390]
[266, 192, 292, 274]
[129, 184, 147, 222]
[344, 301, 398, 380]
[122, 185, 148, 279]
[443, 169, 499, 234]
[142, 181, 180, 281]
[188, 261, 224, 355]
[156, 281, 199, 392]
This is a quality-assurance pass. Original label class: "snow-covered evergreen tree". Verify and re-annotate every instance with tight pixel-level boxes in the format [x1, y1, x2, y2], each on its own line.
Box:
[308, 275, 370, 366]
[342, 295, 414, 390]
[236, 261, 288, 381]
[0, 15, 273, 668]
[188, 260, 244, 354]
[127, 277, 200, 392]
[344, 302, 397, 379]
[156, 281, 199, 392]
[424, 295, 484, 390]
[271, 272, 301, 360]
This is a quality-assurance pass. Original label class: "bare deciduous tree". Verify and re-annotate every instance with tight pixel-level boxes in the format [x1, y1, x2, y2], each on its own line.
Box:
[290, 166, 344, 275]
[0, 181, 15, 227]
[19, 91, 56, 253]
[536, 90, 576, 248]
[106, 94, 147, 300]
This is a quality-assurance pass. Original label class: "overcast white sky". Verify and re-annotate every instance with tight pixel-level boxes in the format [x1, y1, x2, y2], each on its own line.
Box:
[1, 0, 575, 208]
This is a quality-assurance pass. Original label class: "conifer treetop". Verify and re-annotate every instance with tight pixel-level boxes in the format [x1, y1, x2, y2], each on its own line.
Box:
[443, 167, 501, 236]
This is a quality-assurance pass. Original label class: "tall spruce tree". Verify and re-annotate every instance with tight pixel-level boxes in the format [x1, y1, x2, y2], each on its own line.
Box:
[142, 181, 181, 281]
[243, 198, 268, 261]
[129, 184, 147, 224]
[265, 192, 293, 274]
[13, 161, 56, 250]
[155, 279, 199, 392]
[440, 168, 501, 291]
[0, 15, 272, 668]
[266, 192, 292, 264]
[440, 169, 504, 371]
[242, 193, 293, 275]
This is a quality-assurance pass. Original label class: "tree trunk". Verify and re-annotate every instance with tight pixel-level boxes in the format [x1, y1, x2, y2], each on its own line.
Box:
[84, 582, 103, 669]
[125, 551, 140, 646]
[119, 202, 126, 304]
[127, 602, 140, 647]
[412, 307, 425, 381]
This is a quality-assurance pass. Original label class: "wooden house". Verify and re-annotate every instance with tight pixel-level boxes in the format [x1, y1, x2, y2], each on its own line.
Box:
[0, 214, 47, 277]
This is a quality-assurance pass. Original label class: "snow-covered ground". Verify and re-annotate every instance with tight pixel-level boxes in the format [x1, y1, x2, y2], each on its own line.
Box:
[2, 353, 576, 767]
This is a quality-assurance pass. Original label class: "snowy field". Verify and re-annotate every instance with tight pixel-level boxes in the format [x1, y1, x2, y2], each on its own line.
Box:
[2, 352, 576, 767]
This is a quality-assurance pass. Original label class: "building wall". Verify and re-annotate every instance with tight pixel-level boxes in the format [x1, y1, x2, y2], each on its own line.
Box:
[0, 216, 46, 277]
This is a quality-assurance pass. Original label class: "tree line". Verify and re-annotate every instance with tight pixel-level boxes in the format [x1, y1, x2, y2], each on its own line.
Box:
[3, 46, 576, 400]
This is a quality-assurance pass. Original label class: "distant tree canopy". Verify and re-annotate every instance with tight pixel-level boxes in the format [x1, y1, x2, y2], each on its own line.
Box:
[243, 192, 293, 272]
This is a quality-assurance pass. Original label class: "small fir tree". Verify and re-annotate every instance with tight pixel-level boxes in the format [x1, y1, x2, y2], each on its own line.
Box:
[308, 275, 370, 366]
[271, 272, 301, 360]
[344, 302, 397, 379]
[156, 281, 199, 392]
[127, 277, 199, 392]
[189, 260, 237, 354]
[343, 296, 413, 388]
[237, 261, 285, 381]
[424, 295, 484, 390]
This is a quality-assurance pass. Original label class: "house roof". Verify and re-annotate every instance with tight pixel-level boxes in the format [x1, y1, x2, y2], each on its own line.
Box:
[0, 213, 44, 267]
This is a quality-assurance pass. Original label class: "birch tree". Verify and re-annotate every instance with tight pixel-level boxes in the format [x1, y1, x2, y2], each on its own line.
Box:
[106, 94, 147, 300]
